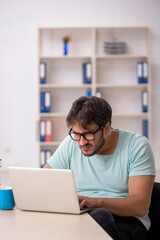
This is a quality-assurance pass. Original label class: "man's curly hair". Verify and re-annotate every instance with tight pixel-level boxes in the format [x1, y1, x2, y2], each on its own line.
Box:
[66, 96, 112, 128]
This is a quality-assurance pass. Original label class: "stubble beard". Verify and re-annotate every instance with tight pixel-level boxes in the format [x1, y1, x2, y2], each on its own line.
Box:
[80, 136, 105, 157]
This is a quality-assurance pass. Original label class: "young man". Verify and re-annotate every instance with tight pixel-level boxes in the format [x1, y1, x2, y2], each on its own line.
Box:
[44, 96, 155, 240]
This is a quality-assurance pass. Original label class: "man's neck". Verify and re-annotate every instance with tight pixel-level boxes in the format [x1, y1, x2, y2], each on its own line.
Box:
[98, 129, 119, 155]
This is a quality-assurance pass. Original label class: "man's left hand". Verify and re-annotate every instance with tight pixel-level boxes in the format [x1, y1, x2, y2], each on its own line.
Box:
[78, 195, 101, 209]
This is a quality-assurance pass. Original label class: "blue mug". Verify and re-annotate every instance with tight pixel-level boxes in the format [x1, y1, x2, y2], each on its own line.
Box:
[0, 187, 15, 210]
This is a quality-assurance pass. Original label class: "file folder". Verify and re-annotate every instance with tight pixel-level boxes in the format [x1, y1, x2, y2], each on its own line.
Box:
[83, 62, 92, 84]
[45, 120, 52, 142]
[141, 90, 148, 112]
[45, 150, 52, 160]
[143, 61, 148, 83]
[40, 91, 45, 113]
[86, 90, 92, 97]
[40, 150, 52, 168]
[137, 61, 148, 84]
[142, 120, 148, 138]
[137, 62, 143, 83]
[40, 120, 45, 142]
[40, 62, 46, 84]
[44, 91, 51, 113]
[96, 90, 102, 98]
[40, 150, 46, 168]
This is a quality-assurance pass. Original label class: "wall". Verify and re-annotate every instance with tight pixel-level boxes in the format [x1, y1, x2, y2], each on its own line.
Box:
[0, 0, 160, 169]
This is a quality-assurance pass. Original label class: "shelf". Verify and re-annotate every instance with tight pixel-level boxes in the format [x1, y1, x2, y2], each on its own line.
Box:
[39, 84, 92, 89]
[38, 26, 151, 167]
[40, 113, 67, 117]
[39, 112, 148, 118]
[39, 141, 61, 146]
[112, 113, 149, 117]
[39, 28, 92, 57]
[96, 55, 148, 59]
[95, 84, 148, 88]
[40, 56, 92, 60]
[40, 55, 148, 60]
[39, 84, 148, 88]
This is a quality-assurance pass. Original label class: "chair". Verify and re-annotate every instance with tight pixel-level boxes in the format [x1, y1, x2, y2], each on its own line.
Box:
[147, 182, 160, 240]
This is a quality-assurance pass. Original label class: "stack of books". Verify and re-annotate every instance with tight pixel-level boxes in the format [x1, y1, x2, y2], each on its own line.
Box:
[104, 39, 127, 54]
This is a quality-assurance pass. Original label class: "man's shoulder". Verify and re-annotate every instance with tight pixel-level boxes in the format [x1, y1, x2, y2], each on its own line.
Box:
[60, 135, 76, 146]
[119, 129, 148, 144]
[60, 135, 80, 152]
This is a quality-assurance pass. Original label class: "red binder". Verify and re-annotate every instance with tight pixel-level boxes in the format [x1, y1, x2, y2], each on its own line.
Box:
[45, 120, 52, 142]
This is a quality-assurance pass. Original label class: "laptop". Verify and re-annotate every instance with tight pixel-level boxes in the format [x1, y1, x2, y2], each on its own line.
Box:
[8, 167, 89, 214]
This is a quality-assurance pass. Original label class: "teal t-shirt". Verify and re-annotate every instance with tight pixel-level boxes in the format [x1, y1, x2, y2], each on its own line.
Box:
[47, 129, 155, 230]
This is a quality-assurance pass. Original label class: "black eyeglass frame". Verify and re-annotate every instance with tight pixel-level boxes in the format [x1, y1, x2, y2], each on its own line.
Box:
[68, 125, 104, 141]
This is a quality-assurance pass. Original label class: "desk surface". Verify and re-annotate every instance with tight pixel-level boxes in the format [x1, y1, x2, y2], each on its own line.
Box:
[0, 209, 112, 240]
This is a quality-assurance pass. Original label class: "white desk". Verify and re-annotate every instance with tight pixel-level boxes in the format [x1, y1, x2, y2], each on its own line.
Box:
[0, 209, 112, 240]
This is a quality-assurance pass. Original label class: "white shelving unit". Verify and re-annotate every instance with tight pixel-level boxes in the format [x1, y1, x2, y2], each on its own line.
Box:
[38, 27, 151, 167]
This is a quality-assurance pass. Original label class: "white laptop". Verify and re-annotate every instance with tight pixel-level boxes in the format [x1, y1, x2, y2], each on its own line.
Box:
[8, 167, 89, 214]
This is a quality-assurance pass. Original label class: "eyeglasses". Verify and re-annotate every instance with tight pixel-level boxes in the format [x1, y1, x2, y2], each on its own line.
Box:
[68, 126, 104, 141]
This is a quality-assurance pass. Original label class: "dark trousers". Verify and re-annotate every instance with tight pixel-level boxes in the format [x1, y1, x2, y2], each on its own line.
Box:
[88, 208, 147, 240]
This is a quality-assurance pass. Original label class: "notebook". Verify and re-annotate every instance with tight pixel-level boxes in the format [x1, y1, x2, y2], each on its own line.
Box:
[8, 167, 89, 214]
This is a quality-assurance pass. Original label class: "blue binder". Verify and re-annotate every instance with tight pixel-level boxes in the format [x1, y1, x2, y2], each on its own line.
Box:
[40, 120, 45, 142]
[137, 62, 143, 83]
[83, 62, 92, 84]
[44, 91, 51, 113]
[40, 150, 52, 168]
[137, 61, 148, 84]
[40, 91, 51, 113]
[141, 90, 148, 112]
[40, 91, 45, 113]
[143, 61, 148, 84]
[86, 90, 92, 97]
[40, 62, 46, 84]
[45, 150, 52, 160]
[40, 150, 46, 168]
[142, 120, 148, 138]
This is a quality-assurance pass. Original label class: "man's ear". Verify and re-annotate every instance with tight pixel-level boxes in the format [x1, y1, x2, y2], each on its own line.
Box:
[104, 122, 111, 134]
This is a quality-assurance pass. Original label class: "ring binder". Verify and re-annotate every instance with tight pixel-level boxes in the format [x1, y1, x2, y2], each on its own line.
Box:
[40, 62, 46, 84]
[141, 90, 148, 112]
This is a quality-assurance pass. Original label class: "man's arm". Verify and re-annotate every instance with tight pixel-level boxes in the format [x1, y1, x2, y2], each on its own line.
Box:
[78, 175, 155, 217]
[43, 163, 52, 169]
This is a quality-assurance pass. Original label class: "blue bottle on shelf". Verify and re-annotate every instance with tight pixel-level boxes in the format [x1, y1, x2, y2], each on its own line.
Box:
[64, 42, 68, 55]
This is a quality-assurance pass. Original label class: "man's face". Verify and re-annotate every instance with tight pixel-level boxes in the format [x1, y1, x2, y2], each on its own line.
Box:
[72, 122, 105, 157]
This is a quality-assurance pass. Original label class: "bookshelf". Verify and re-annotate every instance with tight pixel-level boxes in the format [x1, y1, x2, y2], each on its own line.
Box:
[38, 27, 151, 167]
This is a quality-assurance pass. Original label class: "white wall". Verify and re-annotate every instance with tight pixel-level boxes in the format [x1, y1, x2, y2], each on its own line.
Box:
[0, 0, 160, 169]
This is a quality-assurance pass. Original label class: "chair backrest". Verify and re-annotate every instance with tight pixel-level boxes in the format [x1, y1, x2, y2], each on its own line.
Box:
[147, 182, 160, 240]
